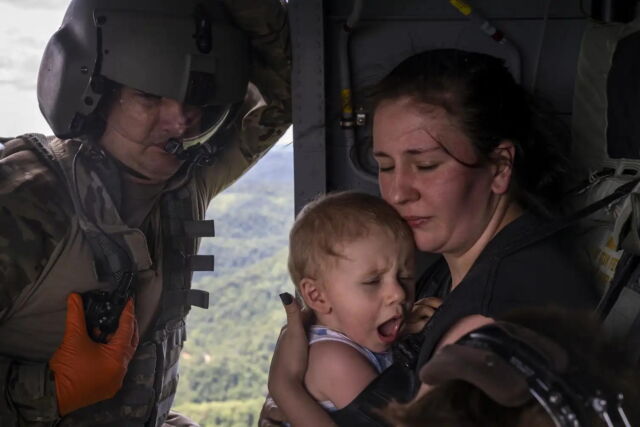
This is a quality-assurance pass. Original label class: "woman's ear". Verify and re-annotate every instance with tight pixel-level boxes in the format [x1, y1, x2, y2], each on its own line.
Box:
[299, 277, 331, 314]
[490, 140, 515, 195]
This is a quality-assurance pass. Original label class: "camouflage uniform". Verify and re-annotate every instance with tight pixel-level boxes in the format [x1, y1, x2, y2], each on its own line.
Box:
[0, 1, 291, 425]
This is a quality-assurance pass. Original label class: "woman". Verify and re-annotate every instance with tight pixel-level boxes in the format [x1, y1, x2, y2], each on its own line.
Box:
[266, 49, 597, 426]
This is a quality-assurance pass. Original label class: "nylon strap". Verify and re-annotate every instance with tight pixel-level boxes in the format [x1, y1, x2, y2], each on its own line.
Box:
[494, 177, 640, 260]
[21, 133, 133, 286]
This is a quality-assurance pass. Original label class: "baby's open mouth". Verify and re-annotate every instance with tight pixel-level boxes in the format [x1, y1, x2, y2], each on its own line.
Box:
[377, 316, 403, 344]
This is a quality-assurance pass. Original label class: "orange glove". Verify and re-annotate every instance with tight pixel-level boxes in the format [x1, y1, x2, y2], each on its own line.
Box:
[49, 293, 139, 415]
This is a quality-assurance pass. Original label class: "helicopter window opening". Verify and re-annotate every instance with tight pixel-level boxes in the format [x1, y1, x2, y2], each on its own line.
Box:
[174, 130, 294, 423]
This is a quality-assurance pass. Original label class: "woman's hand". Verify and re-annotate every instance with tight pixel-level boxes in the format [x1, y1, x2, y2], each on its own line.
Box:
[404, 297, 443, 335]
[268, 293, 310, 398]
[266, 292, 336, 427]
[258, 395, 287, 427]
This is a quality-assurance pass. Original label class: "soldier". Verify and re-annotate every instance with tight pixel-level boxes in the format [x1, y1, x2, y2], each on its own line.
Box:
[0, 0, 290, 426]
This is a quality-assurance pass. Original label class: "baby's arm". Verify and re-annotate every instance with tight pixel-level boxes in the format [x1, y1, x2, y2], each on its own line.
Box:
[305, 341, 379, 409]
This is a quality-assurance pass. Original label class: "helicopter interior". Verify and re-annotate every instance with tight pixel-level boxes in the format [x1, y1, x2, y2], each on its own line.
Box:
[288, 0, 640, 367]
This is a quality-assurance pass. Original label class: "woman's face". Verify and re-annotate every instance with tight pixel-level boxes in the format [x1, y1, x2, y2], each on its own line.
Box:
[373, 96, 504, 256]
[100, 86, 203, 183]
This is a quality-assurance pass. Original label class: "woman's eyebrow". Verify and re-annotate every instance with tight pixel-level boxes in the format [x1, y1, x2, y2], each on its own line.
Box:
[373, 146, 441, 158]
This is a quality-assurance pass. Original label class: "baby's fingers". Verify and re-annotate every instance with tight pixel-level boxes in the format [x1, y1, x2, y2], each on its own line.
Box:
[414, 297, 443, 309]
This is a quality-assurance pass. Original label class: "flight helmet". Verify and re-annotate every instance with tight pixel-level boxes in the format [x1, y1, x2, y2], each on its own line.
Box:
[37, 0, 249, 161]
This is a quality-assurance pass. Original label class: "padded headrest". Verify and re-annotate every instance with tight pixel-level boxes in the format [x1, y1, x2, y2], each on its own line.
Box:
[607, 30, 640, 159]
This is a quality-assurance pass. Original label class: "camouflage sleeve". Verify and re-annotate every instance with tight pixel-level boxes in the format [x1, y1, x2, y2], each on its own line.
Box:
[0, 138, 70, 320]
[196, 0, 291, 201]
[223, 0, 291, 125]
[196, 83, 290, 201]
[0, 139, 68, 425]
[0, 356, 60, 425]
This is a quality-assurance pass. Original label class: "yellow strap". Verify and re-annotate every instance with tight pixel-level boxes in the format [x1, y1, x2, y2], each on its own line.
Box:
[450, 0, 472, 16]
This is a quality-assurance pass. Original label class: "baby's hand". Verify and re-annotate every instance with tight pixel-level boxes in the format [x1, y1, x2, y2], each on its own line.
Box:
[404, 297, 443, 335]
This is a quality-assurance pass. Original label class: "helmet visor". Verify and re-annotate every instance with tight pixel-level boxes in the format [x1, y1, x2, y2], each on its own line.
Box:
[182, 104, 232, 149]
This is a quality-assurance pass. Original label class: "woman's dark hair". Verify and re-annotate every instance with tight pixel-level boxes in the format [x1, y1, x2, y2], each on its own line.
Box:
[369, 49, 571, 217]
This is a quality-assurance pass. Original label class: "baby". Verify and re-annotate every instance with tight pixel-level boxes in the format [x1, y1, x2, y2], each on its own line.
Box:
[287, 191, 416, 413]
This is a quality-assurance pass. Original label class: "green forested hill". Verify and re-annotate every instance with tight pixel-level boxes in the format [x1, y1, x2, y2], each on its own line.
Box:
[173, 145, 294, 426]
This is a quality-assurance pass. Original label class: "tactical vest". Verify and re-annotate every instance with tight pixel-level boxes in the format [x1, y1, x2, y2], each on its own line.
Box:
[2, 134, 213, 426]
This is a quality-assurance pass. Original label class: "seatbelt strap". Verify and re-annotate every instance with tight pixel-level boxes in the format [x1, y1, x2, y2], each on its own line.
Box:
[495, 177, 640, 259]
[598, 250, 640, 364]
[597, 253, 640, 317]
[627, 308, 640, 363]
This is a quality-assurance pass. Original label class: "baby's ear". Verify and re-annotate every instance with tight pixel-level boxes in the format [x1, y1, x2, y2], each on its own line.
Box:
[299, 277, 331, 314]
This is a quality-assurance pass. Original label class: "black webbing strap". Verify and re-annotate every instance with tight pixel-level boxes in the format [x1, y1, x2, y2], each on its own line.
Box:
[494, 178, 640, 260]
[628, 308, 640, 363]
[597, 253, 640, 317]
[183, 219, 215, 237]
[507, 177, 640, 365]
[598, 251, 640, 364]
[21, 133, 132, 286]
[154, 186, 212, 328]
[590, 178, 640, 363]
[496, 179, 640, 363]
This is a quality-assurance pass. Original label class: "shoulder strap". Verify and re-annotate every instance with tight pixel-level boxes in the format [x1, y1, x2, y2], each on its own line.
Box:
[495, 178, 640, 259]
[598, 252, 640, 364]
[20, 134, 134, 286]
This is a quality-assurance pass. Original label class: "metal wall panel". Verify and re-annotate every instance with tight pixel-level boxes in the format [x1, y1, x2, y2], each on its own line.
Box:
[291, 0, 589, 210]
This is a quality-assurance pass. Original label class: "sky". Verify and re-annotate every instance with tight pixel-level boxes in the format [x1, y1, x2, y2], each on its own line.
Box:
[0, 0, 292, 144]
[0, 0, 68, 136]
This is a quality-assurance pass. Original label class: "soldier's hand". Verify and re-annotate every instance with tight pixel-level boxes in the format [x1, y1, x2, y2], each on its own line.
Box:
[404, 297, 443, 335]
[49, 293, 138, 415]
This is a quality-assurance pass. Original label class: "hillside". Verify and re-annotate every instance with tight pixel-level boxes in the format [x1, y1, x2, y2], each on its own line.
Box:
[173, 144, 295, 426]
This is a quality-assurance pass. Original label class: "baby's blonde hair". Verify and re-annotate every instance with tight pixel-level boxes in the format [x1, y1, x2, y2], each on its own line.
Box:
[288, 191, 414, 288]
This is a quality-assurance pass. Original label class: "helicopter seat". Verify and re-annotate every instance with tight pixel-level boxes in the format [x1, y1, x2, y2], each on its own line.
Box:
[570, 17, 640, 363]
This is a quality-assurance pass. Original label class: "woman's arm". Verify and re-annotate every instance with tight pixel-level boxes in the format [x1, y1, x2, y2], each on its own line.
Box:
[306, 341, 379, 409]
[436, 314, 495, 352]
[267, 294, 336, 427]
[198, 0, 291, 202]
[414, 314, 495, 397]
